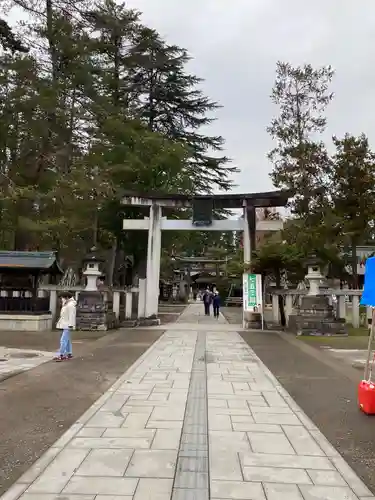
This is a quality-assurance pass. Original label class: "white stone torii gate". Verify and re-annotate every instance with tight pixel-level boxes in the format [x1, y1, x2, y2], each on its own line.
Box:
[122, 192, 287, 320]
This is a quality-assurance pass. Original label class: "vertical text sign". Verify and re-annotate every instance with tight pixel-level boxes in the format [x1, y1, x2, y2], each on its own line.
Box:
[243, 273, 263, 313]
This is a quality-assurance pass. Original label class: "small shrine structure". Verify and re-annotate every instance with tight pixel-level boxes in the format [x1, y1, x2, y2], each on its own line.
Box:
[0, 251, 63, 331]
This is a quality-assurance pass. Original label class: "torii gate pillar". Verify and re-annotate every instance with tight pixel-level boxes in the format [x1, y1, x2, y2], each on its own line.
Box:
[145, 204, 162, 319]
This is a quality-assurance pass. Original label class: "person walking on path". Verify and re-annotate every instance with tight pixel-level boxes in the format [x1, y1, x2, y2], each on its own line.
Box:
[54, 291, 77, 362]
[202, 287, 213, 316]
[213, 291, 221, 318]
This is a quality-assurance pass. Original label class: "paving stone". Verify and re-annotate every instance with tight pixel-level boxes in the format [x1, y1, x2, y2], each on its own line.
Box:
[209, 430, 251, 453]
[146, 420, 183, 429]
[208, 399, 228, 408]
[299, 485, 360, 500]
[307, 469, 347, 486]
[207, 382, 233, 394]
[75, 449, 133, 476]
[263, 483, 304, 500]
[248, 431, 295, 454]
[21, 495, 95, 500]
[133, 478, 173, 500]
[96, 496, 132, 500]
[242, 466, 312, 484]
[151, 406, 185, 421]
[227, 399, 249, 409]
[63, 476, 138, 496]
[151, 429, 182, 449]
[148, 393, 169, 401]
[103, 428, 155, 439]
[282, 425, 325, 456]
[262, 391, 289, 407]
[26, 449, 90, 493]
[76, 428, 105, 438]
[85, 411, 125, 428]
[122, 405, 154, 414]
[122, 413, 151, 429]
[69, 436, 152, 449]
[125, 450, 177, 478]
[233, 423, 282, 433]
[210, 480, 265, 499]
[249, 405, 293, 414]
[240, 453, 334, 470]
[252, 411, 301, 425]
[126, 399, 169, 407]
[230, 415, 255, 423]
[210, 452, 243, 480]
[208, 414, 232, 431]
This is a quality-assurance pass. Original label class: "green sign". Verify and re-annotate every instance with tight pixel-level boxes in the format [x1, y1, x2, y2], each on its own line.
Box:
[247, 274, 257, 308]
[243, 273, 262, 312]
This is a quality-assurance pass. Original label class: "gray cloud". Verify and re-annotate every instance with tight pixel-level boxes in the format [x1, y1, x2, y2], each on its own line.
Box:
[128, 0, 375, 193]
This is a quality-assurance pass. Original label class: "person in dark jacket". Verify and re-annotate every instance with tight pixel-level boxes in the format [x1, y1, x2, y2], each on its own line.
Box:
[213, 291, 221, 318]
[202, 288, 212, 315]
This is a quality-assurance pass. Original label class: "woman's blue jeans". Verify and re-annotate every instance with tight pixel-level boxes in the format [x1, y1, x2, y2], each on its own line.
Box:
[58, 328, 72, 356]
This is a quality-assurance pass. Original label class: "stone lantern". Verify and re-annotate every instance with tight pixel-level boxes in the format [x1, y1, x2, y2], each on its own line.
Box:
[82, 247, 103, 291]
[305, 254, 324, 296]
[288, 254, 347, 336]
[76, 247, 116, 331]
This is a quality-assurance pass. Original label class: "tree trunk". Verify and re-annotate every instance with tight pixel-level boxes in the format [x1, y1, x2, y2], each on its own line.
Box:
[107, 238, 118, 287]
[275, 270, 286, 327]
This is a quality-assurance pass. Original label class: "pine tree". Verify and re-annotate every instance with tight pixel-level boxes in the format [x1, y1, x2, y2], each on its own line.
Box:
[128, 27, 237, 193]
[268, 62, 334, 217]
[0, 17, 28, 53]
[330, 134, 375, 287]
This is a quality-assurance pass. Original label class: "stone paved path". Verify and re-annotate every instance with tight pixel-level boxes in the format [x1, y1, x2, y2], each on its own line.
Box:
[2, 304, 374, 500]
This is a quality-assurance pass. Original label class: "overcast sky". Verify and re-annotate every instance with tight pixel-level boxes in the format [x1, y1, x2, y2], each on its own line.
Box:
[7, 0, 375, 195]
[123, 0, 375, 194]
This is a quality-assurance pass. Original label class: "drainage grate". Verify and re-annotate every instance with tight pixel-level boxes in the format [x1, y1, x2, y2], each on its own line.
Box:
[171, 332, 209, 500]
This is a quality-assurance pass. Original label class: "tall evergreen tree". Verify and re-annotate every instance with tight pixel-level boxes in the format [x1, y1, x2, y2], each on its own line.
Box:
[330, 134, 375, 287]
[128, 27, 237, 193]
[268, 62, 334, 217]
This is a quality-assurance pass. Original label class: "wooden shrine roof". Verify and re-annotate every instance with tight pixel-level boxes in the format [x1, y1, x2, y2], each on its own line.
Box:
[0, 251, 63, 274]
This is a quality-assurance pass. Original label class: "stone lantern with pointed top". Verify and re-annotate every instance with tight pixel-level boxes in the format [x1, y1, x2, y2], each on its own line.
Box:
[288, 253, 347, 336]
[82, 246, 104, 291]
[305, 254, 324, 296]
[76, 247, 117, 331]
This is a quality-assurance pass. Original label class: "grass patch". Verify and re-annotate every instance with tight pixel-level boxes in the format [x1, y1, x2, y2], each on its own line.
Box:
[298, 330, 369, 350]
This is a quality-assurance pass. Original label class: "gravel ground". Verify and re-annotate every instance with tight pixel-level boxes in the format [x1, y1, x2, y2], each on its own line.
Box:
[0, 328, 163, 495]
[240, 329, 375, 494]
[0, 329, 108, 352]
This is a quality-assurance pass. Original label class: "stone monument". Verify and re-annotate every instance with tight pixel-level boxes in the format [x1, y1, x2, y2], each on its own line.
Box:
[76, 247, 117, 331]
[288, 254, 347, 336]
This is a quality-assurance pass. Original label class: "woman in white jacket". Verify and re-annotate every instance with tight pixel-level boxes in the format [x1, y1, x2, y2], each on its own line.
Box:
[54, 291, 77, 362]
